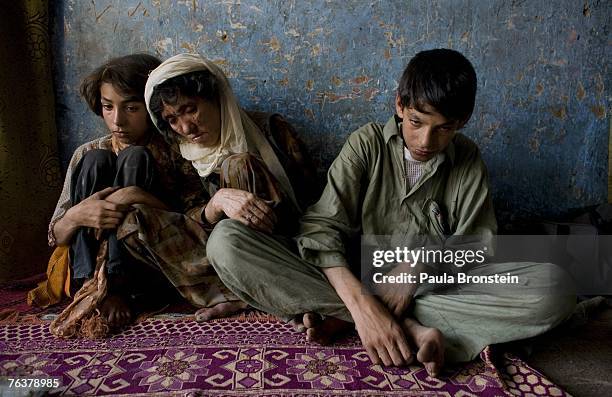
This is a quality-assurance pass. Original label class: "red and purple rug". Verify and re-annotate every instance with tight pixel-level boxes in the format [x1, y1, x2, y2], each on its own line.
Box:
[0, 278, 570, 396]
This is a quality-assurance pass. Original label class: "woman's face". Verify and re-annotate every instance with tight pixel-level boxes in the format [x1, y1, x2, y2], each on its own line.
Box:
[160, 94, 221, 147]
[100, 83, 150, 145]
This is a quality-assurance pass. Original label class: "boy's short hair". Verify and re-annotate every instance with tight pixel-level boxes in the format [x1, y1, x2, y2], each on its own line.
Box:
[398, 48, 477, 124]
[148, 71, 220, 140]
[80, 53, 161, 116]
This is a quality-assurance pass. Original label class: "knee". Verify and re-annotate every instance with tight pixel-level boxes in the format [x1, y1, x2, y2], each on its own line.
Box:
[207, 219, 249, 271]
[117, 145, 153, 167]
[525, 263, 576, 326]
[80, 149, 115, 172]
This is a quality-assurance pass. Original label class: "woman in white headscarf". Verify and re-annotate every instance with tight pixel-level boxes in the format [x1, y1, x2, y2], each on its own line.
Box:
[145, 53, 316, 236]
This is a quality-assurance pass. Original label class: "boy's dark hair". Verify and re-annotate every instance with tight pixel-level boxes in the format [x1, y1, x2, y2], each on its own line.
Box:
[398, 48, 477, 124]
[80, 53, 161, 116]
[149, 70, 220, 140]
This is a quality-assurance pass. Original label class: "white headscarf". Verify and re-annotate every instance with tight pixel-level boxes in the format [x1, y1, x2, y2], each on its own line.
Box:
[144, 53, 250, 178]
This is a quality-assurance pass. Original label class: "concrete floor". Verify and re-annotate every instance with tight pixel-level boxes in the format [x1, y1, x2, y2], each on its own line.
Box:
[523, 298, 612, 397]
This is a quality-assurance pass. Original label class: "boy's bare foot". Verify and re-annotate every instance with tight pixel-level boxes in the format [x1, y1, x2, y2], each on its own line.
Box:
[99, 293, 132, 329]
[303, 312, 353, 345]
[195, 301, 248, 322]
[401, 317, 445, 378]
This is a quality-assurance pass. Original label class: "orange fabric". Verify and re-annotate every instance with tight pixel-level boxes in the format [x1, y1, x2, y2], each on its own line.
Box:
[50, 240, 110, 339]
[27, 246, 71, 308]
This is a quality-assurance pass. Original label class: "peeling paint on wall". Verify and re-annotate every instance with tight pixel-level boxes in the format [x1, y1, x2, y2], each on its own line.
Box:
[51, 0, 610, 220]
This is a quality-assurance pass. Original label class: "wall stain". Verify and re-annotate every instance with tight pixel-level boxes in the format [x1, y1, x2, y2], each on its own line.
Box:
[305, 80, 314, 91]
[311, 44, 321, 56]
[551, 106, 567, 120]
[331, 76, 342, 86]
[576, 82, 586, 100]
[485, 122, 500, 140]
[304, 108, 315, 120]
[128, 2, 142, 17]
[307, 27, 324, 38]
[364, 87, 379, 101]
[594, 73, 604, 97]
[285, 28, 300, 38]
[535, 83, 543, 95]
[352, 75, 370, 85]
[181, 41, 195, 52]
[529, 136, 540, 153]
[95, 4, 112, 23]
[315, 91, 352, 104]
[154, 37, 173, 54]
[217, 30, 229, 42]
[583, 2, 591, 17]
[590, 104, 605, 119]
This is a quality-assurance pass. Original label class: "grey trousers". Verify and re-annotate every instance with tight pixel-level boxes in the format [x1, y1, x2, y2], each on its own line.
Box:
[207, 219, 576, 362]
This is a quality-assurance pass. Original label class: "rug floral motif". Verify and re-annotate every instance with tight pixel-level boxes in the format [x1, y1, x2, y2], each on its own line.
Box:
[0, 316, 570, 396]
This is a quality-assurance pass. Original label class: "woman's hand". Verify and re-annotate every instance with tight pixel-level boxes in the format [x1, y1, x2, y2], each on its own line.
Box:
[206, 188, 277, 233]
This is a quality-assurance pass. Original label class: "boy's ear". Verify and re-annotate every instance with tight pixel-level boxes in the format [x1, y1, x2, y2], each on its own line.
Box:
[395, 93, 404, 119]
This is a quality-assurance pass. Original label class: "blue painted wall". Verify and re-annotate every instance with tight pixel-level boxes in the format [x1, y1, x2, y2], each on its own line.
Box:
[51, 0, 610, 221]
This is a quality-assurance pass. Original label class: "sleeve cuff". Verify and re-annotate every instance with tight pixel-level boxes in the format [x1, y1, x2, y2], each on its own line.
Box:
[303, 250, 348, 268]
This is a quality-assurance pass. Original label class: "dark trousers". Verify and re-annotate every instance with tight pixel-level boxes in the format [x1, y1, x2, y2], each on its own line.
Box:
[69, 146, 160, 294]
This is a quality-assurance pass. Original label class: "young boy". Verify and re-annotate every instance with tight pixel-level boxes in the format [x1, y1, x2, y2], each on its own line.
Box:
[206, 49, 575, 376]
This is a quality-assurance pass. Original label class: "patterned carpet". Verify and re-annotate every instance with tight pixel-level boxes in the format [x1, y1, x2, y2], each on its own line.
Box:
[0, 278, 570, 396]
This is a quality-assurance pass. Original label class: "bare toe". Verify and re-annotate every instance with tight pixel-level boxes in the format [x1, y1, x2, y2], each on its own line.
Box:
[302, 312, 320, 328]
[99, 294, 132, 329]
[402, 318, 444, 377]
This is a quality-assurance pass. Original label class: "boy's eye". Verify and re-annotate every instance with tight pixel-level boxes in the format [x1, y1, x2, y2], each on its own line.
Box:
[102, 104, 113, 111]
[167, 117, 177, 126]
[185, 106, 196, 114]
[438, 124, 456, 133]
[408, 119, 421, 127]
[126, 105, 139, 112]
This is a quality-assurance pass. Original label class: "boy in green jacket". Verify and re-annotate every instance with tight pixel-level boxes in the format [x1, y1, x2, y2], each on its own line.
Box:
[207, 49, 575, 377]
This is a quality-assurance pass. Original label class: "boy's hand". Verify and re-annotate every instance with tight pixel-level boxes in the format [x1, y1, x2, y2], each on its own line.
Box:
[322, 266, 412, 367]
[351, 294, 413, 367]
[376, 262, 420, 317]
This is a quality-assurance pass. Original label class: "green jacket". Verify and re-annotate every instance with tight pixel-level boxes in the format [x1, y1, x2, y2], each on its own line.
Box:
[296, 116, 497, 268]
